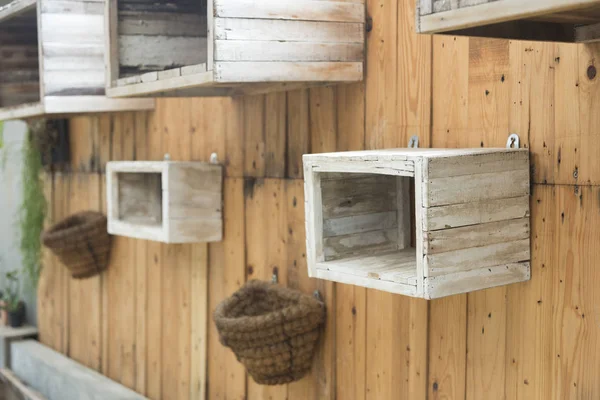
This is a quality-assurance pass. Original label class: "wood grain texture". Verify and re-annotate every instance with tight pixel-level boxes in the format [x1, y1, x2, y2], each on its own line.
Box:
[38, 0, 600, 399]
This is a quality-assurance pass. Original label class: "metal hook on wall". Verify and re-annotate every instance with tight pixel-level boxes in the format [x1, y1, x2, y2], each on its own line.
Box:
[506, 133, 520, 149]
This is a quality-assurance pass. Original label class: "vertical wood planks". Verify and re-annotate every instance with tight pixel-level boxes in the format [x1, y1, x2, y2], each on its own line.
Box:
[207, 178, 247, 400]
[244, 178, 288, 400]
[67, 173, 102, 371]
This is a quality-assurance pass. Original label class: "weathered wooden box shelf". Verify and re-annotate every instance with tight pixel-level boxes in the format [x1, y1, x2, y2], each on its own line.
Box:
[105, 0, 365, 98]
[106, 161, 223, 243]
[0, 0, 153, 121]
[303, 148, 531, 299]
[417, 0, 600, 42]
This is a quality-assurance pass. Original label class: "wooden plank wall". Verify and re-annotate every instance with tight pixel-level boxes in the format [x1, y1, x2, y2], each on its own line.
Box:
[37, 0, 600, 398]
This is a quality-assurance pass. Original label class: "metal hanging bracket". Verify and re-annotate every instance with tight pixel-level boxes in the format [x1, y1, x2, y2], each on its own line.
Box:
[408, 135, 419, 148]
[506, 133, 520, 149]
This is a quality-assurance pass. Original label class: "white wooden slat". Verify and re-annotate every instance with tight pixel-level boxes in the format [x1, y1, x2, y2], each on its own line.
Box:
[0, 102, 45, 120]
[425, 262, 530, 299]
[321, 174, 397, 219]
[424, 169, 530, 207]
[426, 150, 529, 178]
[140, 71, 158, 83]
[43, 96, 154, 114]
[0, 0, 36, 23]
[214, 0, 365, 23]
[116, 74, 143, 86]
[423, 217, 530, 254]
[396, 176, 411, 250]
[315, 268, 418, 296]
[41, 0, 103, 15]
[213, 18, 364, 43]
[43, 42, 104, 57]
[308, 159, 414, 176]
[181, 64, 207, 76]
[118, 35, 207, 69]
[303, 148, 520, 161]
[423, 195, 530, 231]
[419, 0, 599, 33]
[43, 70, 105, 95]
[214, 61, 363, 83]
[106, 70, 215, 97]
[414, 158, 425, 293]
[323, 228, 398, 260]
[304, 165, 324, 276]
[214, 40, 363, 62]
[424, 238, 530, 277]
[40, 14, 104, 45]
[419, 0, 433, 15]
[105, 0, 119, 85]
[157, 68, 182, 80]
[118, 12, 207, 36]
[207, 0, 214, 70]
[318, 249, 417, 285]
[43, 55, 105, 71]
[323, 211, 397, 237]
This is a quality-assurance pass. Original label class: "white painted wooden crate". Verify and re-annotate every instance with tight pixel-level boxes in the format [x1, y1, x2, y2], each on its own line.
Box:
[417, 0, 600, 43]
[0, 0, 154, 121]
[106, 161, 222, 243]
[105, 0, 365, 98]
[303, 148, 531, 299]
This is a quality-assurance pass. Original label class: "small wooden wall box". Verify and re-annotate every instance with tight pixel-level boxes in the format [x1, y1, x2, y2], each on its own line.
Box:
[417, 0, 600, 43]
[0, 0, 154, 121]
[303, 148, 531, 299]
[106, 161, 223, 243]
[104, 0, 365, 98]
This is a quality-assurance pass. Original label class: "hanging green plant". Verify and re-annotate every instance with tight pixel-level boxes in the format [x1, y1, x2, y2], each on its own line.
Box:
[20, 120, 47, 288]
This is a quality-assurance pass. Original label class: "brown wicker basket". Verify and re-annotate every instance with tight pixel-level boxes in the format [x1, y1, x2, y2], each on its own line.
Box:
[214, 280, 326, 385]
[41, 211, 112, 279]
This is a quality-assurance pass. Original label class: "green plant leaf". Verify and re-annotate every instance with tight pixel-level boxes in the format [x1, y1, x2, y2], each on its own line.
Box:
[20, 122, 47, 289]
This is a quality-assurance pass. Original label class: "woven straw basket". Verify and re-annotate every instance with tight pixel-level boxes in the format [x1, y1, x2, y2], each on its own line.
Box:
[41, 211, 112, 279]
[214, 280, 326, 385]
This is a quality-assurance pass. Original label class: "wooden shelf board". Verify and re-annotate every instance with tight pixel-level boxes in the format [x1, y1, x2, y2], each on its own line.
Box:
[0, 0, 36, 23]
[0, 97, 154, 121]
[316, 248, 417, 286]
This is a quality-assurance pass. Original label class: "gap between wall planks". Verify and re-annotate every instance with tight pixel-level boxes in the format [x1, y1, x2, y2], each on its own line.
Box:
[38, 1, 600, 400]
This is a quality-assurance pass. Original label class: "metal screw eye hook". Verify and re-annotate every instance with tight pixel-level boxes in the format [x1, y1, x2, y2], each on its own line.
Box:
[408, 135, 419, 149]
[164, 153, 171, 161]
[506, 133, 520, 149]
[210, 152, 219, 164]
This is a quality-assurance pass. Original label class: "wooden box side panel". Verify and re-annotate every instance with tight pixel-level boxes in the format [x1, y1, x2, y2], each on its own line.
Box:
[39, 0, 106, 97]
[116, 0, 208, 79]
[303, 163, 323, 277]
[0, 5, 40, 108]
[212, 0, 365, 83]
[320, 173, 400, 261]
[165, 164, 223, 243]
[417, 0, 598, 33]
[420, 150, 531, 298]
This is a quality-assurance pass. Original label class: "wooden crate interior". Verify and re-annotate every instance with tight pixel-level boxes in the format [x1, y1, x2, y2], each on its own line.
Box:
[420, 1, 600, 42]
[0, 5, 40, 108]
[117, 0, 207, 80]
[318, 172, 417, 286]
[116, 172, 162, 226]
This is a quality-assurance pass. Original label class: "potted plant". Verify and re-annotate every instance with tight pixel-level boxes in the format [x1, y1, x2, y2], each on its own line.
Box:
[1, 271, 25, 328]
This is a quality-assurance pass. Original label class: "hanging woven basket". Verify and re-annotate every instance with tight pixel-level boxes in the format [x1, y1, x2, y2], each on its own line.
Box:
[214, 280, 326, 385]
[41, 211, 112, 279]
